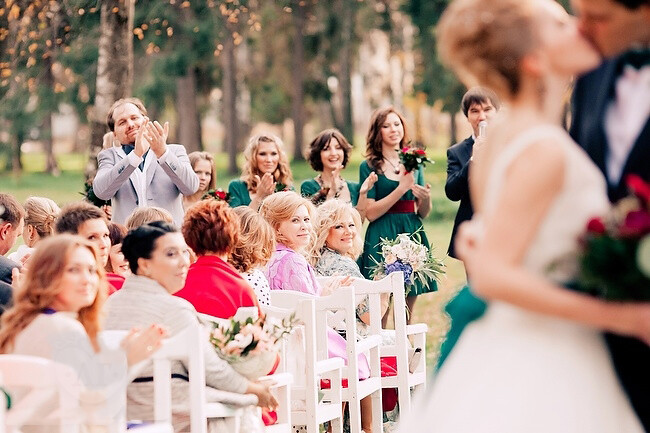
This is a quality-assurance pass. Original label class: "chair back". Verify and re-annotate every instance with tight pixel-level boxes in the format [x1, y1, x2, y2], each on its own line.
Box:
[0, 354, 83, 433]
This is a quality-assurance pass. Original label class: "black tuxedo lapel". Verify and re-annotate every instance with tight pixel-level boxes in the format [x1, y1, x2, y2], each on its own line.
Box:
[584, 59, 619, 179]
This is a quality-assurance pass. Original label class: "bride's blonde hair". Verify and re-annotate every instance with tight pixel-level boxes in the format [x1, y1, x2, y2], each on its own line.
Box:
[437, 0, 540, 97]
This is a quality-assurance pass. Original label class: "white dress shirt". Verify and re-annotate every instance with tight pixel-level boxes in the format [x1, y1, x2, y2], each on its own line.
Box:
[604, 65, 650, 183]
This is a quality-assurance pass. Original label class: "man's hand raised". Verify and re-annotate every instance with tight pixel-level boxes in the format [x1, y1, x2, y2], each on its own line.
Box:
[134, 118, 151, 158]
[144, 120, 169, 158]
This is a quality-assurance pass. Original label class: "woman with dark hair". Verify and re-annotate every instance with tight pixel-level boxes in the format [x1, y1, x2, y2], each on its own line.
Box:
[183, 151, 216, 210]
[0, 234, 165, 430]
[228, 134, 294, 209]
[105, 221, 277, 432]
[106, 222, 130, 292]
[177, 200, 261, 318]
[301, 129, 377, 216]
[358, 107, 436, 323]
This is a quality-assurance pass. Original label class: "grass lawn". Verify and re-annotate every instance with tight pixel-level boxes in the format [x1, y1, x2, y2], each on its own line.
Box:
[1, 149, 466, 369]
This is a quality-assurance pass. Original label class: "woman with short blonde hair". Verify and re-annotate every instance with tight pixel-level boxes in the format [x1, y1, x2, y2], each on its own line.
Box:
[8, 196, 60, 263]
[228, 134, 293, 210]
[229, 206, 275, 305]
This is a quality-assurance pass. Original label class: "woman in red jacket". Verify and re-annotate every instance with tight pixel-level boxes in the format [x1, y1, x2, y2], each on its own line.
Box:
[176, 199, 261, 318]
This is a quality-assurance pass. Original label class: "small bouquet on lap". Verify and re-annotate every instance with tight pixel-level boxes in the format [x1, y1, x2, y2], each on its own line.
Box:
[371, 231, 445, 296]
[208, 309, 296, 380]
[577, 175, 650, 301]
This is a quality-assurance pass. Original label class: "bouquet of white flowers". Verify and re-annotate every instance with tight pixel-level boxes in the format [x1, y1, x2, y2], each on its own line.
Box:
[208, 311, 297, 380]
[371, 231, 444, 295]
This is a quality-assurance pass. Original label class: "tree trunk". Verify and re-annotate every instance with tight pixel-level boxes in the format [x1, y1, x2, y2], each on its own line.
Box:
[86, 0, 135, 180]
[290, 0, 306, 161]
[449, 110, 457, 147]
[42, 2, 61, 175]
[175, 67, 202, 153]
[221, 30, 239, 175]
[339, 0, 354, 142]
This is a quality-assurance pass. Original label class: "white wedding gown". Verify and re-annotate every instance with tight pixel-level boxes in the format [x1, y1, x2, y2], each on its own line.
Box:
[398, 125, 644, 433]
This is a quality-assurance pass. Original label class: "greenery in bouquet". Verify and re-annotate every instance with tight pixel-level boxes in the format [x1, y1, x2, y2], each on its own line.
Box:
[577, 174, 650, 301]
[208, 314, 297, 362]
[370, 230, 445, 295]
[274, 182, 291, 193]
[80, 180, 111, 208]
[202, 188, 230, 201]
[398, 146, 433, 173]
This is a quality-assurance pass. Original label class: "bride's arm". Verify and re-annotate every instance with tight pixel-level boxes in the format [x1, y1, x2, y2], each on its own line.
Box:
[461, 142, 650, 344]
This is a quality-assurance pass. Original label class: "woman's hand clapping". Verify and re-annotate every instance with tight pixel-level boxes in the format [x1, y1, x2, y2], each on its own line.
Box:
[122, 324, 168, 366]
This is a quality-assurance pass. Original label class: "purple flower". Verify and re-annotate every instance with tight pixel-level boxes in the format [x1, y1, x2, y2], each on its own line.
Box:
[385, 260, 414, 286]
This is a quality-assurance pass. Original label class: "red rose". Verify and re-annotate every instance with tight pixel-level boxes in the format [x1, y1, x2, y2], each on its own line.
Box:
[215, 189, 227, 200]
[415, 149, 426, 156]
[620, 210, 650, 236]
[586, 217, 606, 234]
[627, 174, 650, 203]
[402, 147, 410, 153]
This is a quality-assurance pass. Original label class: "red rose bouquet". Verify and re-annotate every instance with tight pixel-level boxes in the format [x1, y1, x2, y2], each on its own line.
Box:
[577, 175, 650, 301]
[398, 147, 433, 173]
[202, 188, 230, 201]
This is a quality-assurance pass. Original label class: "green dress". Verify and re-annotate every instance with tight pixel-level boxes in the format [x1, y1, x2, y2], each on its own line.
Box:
[358, 160, 437, 296]
[300, 178, 360, 206]
[227, 179, 252, 207]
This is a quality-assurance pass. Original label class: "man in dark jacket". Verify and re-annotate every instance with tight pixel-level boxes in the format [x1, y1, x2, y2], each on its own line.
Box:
[445, 87, 500, 259]
[0, 194, 24, 312]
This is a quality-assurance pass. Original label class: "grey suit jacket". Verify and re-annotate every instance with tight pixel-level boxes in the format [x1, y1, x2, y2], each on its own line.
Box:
[93, 144, 199, 227]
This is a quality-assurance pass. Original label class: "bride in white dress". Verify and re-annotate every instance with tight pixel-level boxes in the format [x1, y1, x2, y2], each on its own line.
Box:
[397, 0, 650, 431]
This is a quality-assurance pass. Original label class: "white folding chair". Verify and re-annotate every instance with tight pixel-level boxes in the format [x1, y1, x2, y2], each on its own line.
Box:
[198, 309, 294, 433]
[102, 325, 241, 433]
[268, 294, 344, 433]
[0, 355, 84, 433]
[272, 288, 382, 433]
[348, 272, 428, 416]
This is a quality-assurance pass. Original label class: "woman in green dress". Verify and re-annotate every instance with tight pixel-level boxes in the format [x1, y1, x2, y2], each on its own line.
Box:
[358, 107, 436, 323]
[228, 133, 294, 209]
[301, 129, 377, 219]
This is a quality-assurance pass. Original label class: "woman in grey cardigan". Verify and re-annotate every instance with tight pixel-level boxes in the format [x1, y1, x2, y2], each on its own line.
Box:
[104, 221, 277, 432]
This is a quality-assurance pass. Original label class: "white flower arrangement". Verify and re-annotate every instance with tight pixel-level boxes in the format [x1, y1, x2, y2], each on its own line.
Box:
[371, 230, 445, 295]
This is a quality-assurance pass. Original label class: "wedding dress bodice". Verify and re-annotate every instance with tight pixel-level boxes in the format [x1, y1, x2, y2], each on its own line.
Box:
[479, 124, 611, 283]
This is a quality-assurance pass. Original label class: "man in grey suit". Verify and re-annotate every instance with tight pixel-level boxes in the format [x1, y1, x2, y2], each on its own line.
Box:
[93, 98, 199, 227]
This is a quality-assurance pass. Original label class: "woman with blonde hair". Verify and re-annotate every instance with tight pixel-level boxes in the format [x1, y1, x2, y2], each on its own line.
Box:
[0, 234, 165, 429]
[124, 206, 174, 230]
[261, 192, 376, 432]
[183, 151, 216, 210]
[228, 134, 294, 210]
[8, 196, 60, 263]
[229, 206, 275, 306]
[396, 0, 648, 431]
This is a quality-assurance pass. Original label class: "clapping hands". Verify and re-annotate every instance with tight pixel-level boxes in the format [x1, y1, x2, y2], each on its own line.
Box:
[122, 324, 168, 366]
[254, 172, 276, 198]
[134, 117, 170, 158]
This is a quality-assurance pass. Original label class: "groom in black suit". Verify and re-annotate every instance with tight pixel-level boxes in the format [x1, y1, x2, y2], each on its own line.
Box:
[445, 87, 500, 259]
[570, 0, 650, 429]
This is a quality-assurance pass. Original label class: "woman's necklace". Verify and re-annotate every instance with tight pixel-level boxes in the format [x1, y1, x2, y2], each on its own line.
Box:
[384, 157, 401, 175]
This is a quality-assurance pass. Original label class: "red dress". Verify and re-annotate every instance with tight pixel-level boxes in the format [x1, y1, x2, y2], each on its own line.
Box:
[175, 255, 261, 319]
[106, 272, 125, 294]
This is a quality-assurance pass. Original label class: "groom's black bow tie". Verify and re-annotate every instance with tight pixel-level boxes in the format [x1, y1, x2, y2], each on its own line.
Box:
[122, 145, 147, 171]
[619, 49, 650, 70]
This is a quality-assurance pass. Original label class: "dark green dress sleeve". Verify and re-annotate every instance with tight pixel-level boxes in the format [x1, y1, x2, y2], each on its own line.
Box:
[228, 180, 251, 207]
[358, 161, 376, 200]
